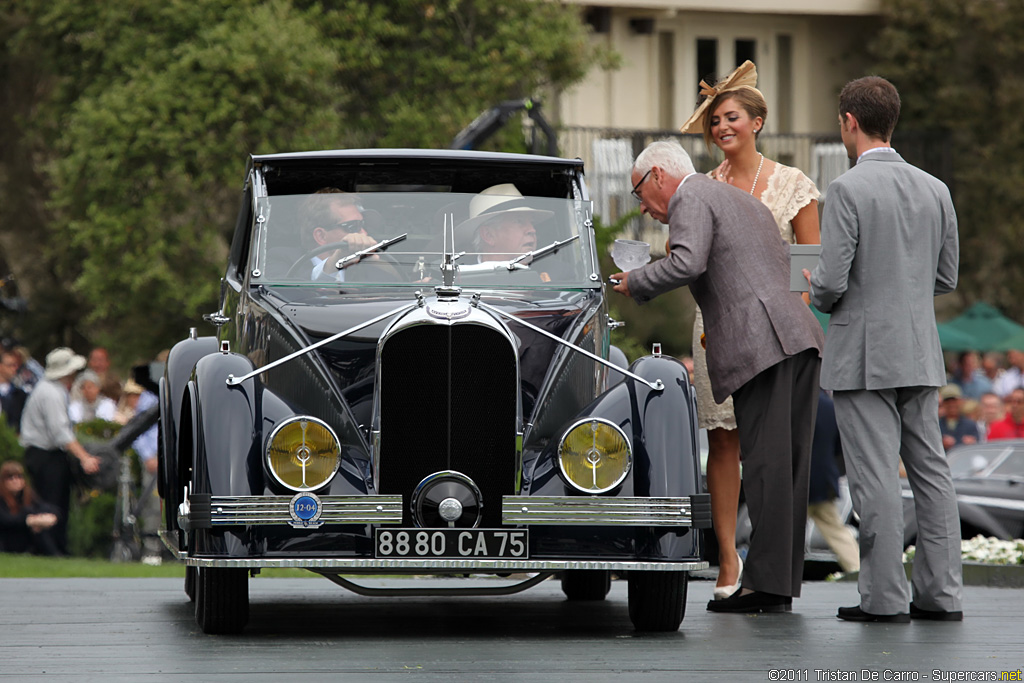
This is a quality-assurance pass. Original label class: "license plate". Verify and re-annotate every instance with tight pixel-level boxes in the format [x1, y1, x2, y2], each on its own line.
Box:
[374, 528, 529, 559]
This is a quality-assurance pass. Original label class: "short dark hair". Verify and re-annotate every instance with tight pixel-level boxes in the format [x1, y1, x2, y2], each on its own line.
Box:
[299, 188, 360, 248]
[839, 76, 901, 142]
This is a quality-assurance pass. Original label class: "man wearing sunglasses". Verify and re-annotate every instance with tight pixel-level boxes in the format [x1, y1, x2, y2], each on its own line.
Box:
[301, 188, 381, 281]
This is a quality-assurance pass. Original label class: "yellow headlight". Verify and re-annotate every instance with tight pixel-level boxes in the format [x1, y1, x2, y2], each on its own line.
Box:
[265, 417, 341, 491]
[558, 418, 631, 493]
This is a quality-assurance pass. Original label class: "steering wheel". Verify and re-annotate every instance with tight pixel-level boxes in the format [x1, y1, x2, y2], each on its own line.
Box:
[284, 241, 407, 281]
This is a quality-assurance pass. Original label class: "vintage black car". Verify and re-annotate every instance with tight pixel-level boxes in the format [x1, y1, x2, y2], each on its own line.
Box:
[158, 149, 710, 634]
[903, 440, 1024, 545]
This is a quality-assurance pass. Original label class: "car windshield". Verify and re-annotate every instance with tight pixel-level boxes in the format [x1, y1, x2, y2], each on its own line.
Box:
[249, 192, 597, 288]
[990, 451, 1024, 479]
[948, 444, 1018, 478]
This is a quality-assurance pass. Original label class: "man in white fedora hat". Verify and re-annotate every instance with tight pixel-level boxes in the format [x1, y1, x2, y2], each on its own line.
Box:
[455, 183, 553, 264]
[20, 347, 101, 554]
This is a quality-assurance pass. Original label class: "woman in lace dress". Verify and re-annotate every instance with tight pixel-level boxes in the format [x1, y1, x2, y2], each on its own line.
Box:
[680, 61, 820, 599]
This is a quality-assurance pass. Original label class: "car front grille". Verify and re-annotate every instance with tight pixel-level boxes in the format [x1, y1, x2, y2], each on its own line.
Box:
[377, 323, 518, 526]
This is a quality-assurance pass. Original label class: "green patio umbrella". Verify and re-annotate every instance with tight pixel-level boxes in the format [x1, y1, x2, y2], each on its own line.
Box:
[935, 323, 980, 352]
[993, 329, 1024, 352]
[941, 302, 1024, 352]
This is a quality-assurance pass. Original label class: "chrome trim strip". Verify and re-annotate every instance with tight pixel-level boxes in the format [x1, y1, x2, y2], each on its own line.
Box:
[903, 488, 1024, 513]
[501, 496, 700, 526]
[954, 493, 1024, 512]
[202, 495, 403, 525]
[184, 557, 707, 571]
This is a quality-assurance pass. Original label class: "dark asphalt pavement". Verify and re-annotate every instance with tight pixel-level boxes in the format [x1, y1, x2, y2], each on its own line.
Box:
[1, 575, 1021, 681]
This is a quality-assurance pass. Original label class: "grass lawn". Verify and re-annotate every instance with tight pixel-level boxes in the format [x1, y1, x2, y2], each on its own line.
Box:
[0, 553, 314, 579]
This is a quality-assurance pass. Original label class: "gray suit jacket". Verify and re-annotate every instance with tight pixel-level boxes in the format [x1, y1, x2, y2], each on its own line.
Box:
[809, 151, 959, 391]
[629, 174, 824, 403]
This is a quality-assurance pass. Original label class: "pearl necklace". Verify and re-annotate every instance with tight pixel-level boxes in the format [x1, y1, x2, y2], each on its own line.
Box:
[749, 153, 764, 196]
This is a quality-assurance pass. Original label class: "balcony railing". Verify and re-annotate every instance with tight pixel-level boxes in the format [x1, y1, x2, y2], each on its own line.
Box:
[553, 126, 950, 246]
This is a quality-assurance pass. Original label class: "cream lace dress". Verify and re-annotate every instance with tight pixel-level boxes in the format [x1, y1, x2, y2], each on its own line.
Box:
[691, 164, 821, 430]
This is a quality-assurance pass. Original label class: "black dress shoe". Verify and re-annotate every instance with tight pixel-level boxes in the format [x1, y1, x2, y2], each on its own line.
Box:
[707, 590, 792, 613]
[910, 602, 963, 621]
[837, 605, 910, 623]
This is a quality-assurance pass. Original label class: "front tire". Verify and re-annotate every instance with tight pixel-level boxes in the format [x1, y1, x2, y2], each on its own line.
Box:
[561, 570, 612, 600]
[628, 571, 688, 632]
[194, 567, 248, 634]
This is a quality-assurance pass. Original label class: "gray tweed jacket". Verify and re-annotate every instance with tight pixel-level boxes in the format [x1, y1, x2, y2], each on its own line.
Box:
[628, 173, 823, 402]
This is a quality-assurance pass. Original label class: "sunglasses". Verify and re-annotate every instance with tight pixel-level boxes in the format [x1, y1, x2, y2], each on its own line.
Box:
[631, 169, 652, 202]
[329, 219, 366, 234]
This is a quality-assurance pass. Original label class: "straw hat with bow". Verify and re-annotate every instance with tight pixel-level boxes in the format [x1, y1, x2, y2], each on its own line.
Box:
[679, 60, 764, 140]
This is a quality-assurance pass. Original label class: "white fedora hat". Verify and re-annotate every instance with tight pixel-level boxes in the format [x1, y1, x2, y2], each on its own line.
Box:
[454, 184, 553, 245]
[44, 347, 87, 380]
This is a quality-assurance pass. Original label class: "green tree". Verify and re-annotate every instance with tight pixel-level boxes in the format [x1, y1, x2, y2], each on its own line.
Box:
[870, 0, 1024, 320]
[0, 0, 607, 361]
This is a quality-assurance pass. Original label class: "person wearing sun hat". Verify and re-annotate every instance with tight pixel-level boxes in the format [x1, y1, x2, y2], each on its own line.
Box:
[454, 184, 554, 262]
[679, 60, 822, 603]
[19, 347, 101, 554]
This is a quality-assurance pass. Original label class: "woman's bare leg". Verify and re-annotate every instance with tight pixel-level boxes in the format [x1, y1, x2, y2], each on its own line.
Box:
[706, 427, 742, 587]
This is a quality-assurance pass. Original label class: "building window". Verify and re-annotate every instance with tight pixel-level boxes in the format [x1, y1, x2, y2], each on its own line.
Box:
[696, 38, 717, 96]
[734, 39, 756, 67]
[659, 31, 675, 129]
[776, 34, 793, 133]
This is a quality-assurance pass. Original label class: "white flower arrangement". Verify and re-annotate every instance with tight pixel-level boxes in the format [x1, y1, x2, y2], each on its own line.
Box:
[903, 535, 1024, 566]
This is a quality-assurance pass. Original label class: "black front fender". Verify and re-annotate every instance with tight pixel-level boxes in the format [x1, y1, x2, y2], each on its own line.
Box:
[526, 354, 700, 498]
[190, 351, 262, 498]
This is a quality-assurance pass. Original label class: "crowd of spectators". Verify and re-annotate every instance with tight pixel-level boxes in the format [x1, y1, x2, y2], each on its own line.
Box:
[0, 341, 163, 561]
[940, 349, 1024, 448]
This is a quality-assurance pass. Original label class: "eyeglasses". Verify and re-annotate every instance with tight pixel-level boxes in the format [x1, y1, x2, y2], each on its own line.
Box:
[631, 170, 652, 202]
[330, 219, 365, 234]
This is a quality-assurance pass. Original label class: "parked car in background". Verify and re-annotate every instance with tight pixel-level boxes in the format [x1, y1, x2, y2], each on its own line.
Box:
[903, 440, 1024, 545]
[158, 148, 711, 634]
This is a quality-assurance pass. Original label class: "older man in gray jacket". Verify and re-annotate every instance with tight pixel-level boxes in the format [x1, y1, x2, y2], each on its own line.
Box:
[809, 77, 963, 623]
[613, 140, 823, 613]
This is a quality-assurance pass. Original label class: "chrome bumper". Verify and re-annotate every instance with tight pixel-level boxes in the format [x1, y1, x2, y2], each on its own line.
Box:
[176, 493, 711, 530]
[181, 556, 708, 571]
[501, 495, 712, 527]
[178, 494, 403, 530]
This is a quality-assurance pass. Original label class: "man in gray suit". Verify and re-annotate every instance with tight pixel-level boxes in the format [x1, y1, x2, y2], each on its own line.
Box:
[808, 76, 963, 622]
[612, 140, 824, 613]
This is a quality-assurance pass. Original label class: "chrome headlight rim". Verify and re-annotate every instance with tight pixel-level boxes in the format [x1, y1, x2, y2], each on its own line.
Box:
[264, 415, 342, 493]
[557, 416, 632, 494]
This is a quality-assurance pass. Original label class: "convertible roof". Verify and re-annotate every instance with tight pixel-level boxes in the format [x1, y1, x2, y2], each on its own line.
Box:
[249, 149, 587, 199]
[251, 148, 583, 169]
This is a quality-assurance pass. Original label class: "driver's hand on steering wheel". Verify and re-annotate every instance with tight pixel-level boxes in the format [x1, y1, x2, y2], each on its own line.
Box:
[329, 232, 380, 269]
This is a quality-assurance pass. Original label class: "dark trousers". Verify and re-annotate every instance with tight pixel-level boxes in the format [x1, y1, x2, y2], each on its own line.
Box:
[24, 446, 72, 555]
[731, 349, 821, 598]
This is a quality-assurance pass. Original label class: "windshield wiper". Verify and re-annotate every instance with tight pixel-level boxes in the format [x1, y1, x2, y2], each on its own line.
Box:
[334, 233, 408, 270]
[504, 235, 579, 271]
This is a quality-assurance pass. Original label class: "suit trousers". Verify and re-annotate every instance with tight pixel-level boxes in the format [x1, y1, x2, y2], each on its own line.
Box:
[833, 387, 963, 614]
[24, 446, 73, 556]
[732, 348, 821, 598]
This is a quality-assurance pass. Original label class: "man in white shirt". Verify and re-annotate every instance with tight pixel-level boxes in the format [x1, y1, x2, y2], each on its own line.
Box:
[20, 347, 101, 554]
[301, 189, 381, 281]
